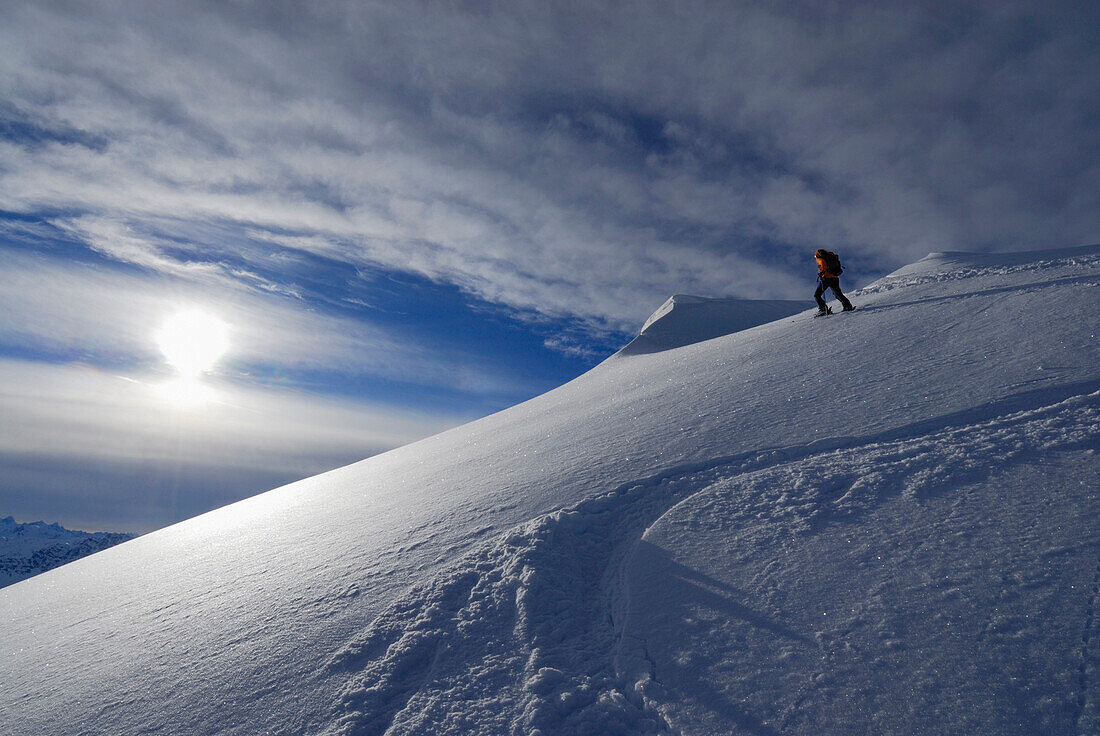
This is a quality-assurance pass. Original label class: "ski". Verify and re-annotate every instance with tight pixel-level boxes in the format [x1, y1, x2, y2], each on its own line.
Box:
[813, 306, 856, 319]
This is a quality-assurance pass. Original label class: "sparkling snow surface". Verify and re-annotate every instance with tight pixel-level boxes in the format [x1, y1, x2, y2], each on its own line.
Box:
[2, 246, 1098, 735]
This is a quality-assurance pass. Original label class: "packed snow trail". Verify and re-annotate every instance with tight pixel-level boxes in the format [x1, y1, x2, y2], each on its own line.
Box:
[0, 246, 1097, 735]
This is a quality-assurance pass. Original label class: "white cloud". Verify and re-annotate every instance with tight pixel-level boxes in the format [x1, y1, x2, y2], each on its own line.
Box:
[0, 0, 1096, 335]
[0, 358, 459, 468]
[0, 247, 549, 403]
[0, 247, 404, 373]
[0, 356, 468, 531]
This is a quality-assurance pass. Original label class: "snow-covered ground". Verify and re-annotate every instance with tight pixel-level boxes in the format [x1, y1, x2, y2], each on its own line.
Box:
[2, 245, 1097, 735]
[0, 516, 133, 589]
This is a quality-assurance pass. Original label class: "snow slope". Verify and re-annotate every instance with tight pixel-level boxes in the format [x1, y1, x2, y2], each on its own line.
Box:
[0, 517, 133, 588]
[1, 245, 1098, 735]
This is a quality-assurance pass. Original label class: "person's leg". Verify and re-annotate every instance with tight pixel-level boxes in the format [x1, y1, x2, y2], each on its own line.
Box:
[814, 281, 828, 311]
[828, 279, 853, 310]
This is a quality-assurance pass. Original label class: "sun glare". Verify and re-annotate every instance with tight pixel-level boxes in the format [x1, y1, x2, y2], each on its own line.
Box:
[155, 376, 218, 408]
[157, 308, 230, 376]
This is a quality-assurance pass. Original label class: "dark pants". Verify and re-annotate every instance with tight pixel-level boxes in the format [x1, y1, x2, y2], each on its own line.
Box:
[815, 277, 852, 311]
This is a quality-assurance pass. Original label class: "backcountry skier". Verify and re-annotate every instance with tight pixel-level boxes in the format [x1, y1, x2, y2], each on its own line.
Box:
[814, 249, 854, 316]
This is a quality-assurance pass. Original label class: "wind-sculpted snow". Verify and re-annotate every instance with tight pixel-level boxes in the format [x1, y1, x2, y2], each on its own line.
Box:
[620, 391, 1100, 735]
[319, 388, 1099, 734]
[324, 486, 682, 735]
[1, 245, 1097, 735]
[619, 295, 805, 355]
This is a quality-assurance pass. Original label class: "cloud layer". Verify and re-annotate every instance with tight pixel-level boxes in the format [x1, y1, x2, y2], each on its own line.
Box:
[4, 1, 1094, 332]
[0, 355, 466, 532]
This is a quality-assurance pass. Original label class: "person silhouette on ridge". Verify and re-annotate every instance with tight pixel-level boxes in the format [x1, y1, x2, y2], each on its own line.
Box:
[814, 248, 854, 316]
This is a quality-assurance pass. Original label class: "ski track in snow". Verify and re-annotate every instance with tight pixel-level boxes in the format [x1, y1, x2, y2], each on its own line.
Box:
[323, 386, 1100, 736]
[1077, 561, 1100, 734]
[867, 250, 1100, 293]
[618, 397, 1100, 736]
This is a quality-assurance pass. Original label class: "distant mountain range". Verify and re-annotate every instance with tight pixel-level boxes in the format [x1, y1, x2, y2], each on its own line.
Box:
[0, 516, 134, 588]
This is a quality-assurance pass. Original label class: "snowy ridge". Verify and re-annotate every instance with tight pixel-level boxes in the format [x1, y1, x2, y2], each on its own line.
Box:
[621, 295, 805, 356]
[879, 243, 1100, 280]
[2, 245, 1098, 735]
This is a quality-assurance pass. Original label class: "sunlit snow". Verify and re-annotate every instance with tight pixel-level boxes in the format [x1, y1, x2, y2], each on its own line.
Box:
[2, 246, 1098, 735]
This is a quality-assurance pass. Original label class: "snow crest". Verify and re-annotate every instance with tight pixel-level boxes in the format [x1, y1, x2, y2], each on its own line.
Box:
[877, 244, 1100, 283]
[619, 295, 805, 356]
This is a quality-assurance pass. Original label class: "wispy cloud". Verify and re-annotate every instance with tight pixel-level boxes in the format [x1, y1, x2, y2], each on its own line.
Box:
[0, 246, 547, 398]
[0, 247, 406, 375]
[0, 356, 466, 532]
[4, 1, 1093, 334]
[0, 358, 457, 468]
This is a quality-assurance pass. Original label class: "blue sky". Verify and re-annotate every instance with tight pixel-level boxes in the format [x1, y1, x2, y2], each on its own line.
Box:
[1, 0, 1097, 533]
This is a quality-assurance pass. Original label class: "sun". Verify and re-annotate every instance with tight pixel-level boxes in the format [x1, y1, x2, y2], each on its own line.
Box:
[157, 308, 230, 376]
